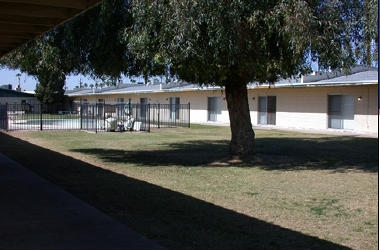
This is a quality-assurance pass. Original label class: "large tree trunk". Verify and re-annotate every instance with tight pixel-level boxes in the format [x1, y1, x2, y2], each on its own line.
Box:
[225, 79, 255, 155]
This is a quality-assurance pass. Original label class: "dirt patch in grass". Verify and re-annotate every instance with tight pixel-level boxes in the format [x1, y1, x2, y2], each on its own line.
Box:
[0, 127, 377, 249]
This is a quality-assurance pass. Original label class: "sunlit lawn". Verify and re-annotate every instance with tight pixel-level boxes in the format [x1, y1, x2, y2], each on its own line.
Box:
[0, 125, 377, 249]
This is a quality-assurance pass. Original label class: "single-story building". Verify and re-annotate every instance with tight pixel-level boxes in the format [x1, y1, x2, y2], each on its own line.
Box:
[0, 87, 37, 112]
[64, 67, 378, 134]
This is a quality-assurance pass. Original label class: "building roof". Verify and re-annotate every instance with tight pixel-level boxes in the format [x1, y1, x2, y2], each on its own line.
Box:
[0, 0, 103, 58]
[316, 70, 378, 83]
[0, 88, 35, 97]
[65, 67, 378, 97]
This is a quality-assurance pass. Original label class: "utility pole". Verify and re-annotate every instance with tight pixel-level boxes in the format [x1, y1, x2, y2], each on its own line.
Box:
[16, 73, 21, 89]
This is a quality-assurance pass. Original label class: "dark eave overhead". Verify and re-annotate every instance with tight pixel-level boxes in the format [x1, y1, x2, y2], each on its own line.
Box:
[0, 88, 35, 97]
[0, 0, 103, 58]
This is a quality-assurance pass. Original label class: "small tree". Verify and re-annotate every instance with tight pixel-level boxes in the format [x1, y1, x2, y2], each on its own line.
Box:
[34, 69, 65, 104]
[0, 36, 69, 104]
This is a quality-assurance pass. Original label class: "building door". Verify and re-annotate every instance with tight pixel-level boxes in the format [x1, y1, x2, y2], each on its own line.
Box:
[258, 96, 276, 125]
[328, 95, 354, 130]
[116, 98, 124, 118]
[170, 97, 180, 120]
[97, 99, 104, 117]
[208, 97, 222, 122]
[81, 98, 89, 115]
[140, 98, 148, 119]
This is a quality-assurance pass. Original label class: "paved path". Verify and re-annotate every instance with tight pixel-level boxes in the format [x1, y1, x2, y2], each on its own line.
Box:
[194, 122, 378, 138]
[0, 153, 165, 250]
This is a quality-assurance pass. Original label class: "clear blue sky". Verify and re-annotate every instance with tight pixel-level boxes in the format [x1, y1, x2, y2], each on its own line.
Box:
[0, 68, 148, 91]
[0, 68, 86, 91]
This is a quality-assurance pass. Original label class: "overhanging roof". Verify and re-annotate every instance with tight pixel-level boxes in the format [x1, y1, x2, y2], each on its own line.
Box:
[0, 0, 103, 58]
[0, 88, 35, 97]
[65, 68, 378, 97]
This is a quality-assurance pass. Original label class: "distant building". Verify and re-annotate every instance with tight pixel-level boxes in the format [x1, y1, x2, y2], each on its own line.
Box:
[0, 88, 37, 112]
[64, 67, 378, 134]
[0, 84, 12, 90]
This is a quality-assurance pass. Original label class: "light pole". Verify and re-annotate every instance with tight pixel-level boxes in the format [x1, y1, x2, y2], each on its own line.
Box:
[16, 73, 21, 89]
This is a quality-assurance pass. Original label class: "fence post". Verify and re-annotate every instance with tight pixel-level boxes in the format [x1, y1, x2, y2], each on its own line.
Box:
[157, 103, 160, 129]
[135, 103, 138, 121]
[6, 103, 9, 131]
[93, 104, 97, 134]
[80, 99, 83, 130]
[128, 98, 131, 118]
[188, 102, 191, 128]
[147, 103, 150, 132]
[40, 103, 43, 131]
[103, 100, 106, 130]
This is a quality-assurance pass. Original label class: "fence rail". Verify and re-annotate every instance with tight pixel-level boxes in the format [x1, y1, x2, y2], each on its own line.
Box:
[0, 102, 190, 132]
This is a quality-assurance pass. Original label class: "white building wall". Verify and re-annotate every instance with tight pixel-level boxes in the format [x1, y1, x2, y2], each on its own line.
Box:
[0, 97, 37, 105]
[65, 83, 378, 134]
[247, 84, 378, 133]
[247, 88, 328, 129]
[353, 85, 378, 133]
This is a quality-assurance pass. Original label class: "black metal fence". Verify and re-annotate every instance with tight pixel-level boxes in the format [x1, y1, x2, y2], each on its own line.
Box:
[0, 104, 7, 131]
[0, 102, 190, 132]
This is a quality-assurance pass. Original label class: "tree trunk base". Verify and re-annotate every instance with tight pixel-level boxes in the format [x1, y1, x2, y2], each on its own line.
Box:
[225, 79, 255, 156]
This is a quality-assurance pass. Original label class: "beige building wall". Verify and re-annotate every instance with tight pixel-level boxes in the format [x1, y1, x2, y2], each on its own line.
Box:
[65, 83, 378, 134]
[0, 97, 36, 105]
[353, 85, 378, 133]
[0, 97, 37, 112]
[246, 85, 378, 133]
[248, 87, 328, 129]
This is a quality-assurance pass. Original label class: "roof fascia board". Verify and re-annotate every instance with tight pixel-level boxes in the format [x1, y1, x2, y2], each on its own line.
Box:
[65, 80, 378, 97]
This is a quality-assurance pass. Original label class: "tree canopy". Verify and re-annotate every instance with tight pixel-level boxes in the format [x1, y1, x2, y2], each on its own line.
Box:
[0, 35, 71, 104]
[128, 0, 378, 85]
[127, 0, 377, 155]
[0, 0, 135, 103]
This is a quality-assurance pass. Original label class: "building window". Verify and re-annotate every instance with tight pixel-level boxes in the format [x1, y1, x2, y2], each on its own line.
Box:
[140, 98, 148, 118]
[97, 99, 104, 117]
[170, 97, 180, 120]
[328, 95, 354, 130]
[207, 96, 222, 122]
[116, 98, 125, 118]
[258, 96, 276, 125]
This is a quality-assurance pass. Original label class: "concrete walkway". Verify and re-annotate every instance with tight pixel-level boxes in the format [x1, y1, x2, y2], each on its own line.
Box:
[0, 153, 165, 250]
[194, 122, 378, 138]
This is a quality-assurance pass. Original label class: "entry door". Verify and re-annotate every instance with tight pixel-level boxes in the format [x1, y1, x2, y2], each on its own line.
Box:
[208, 97, 222, 122]
[258, 96, 276, 125]
[140, 98, 148, 118]
[328, 95, 354, 130]
[170, 97, 180, 120]
[97, 99, 104, 117]
[117, 98, 124, 118]
[81, 99, 89, 115]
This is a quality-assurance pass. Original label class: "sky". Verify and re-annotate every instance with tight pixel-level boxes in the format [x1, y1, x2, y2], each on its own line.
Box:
[0, 68, 85, 91]
[0, 68, 152, 91]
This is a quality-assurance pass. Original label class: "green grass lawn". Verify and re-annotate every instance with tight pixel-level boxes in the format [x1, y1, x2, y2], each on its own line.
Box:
[0, 125, 378, 249]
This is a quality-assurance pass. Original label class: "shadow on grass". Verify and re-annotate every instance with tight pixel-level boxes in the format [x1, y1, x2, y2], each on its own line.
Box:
[0, 131, 354, 249]
[71, 136, 378, 172]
